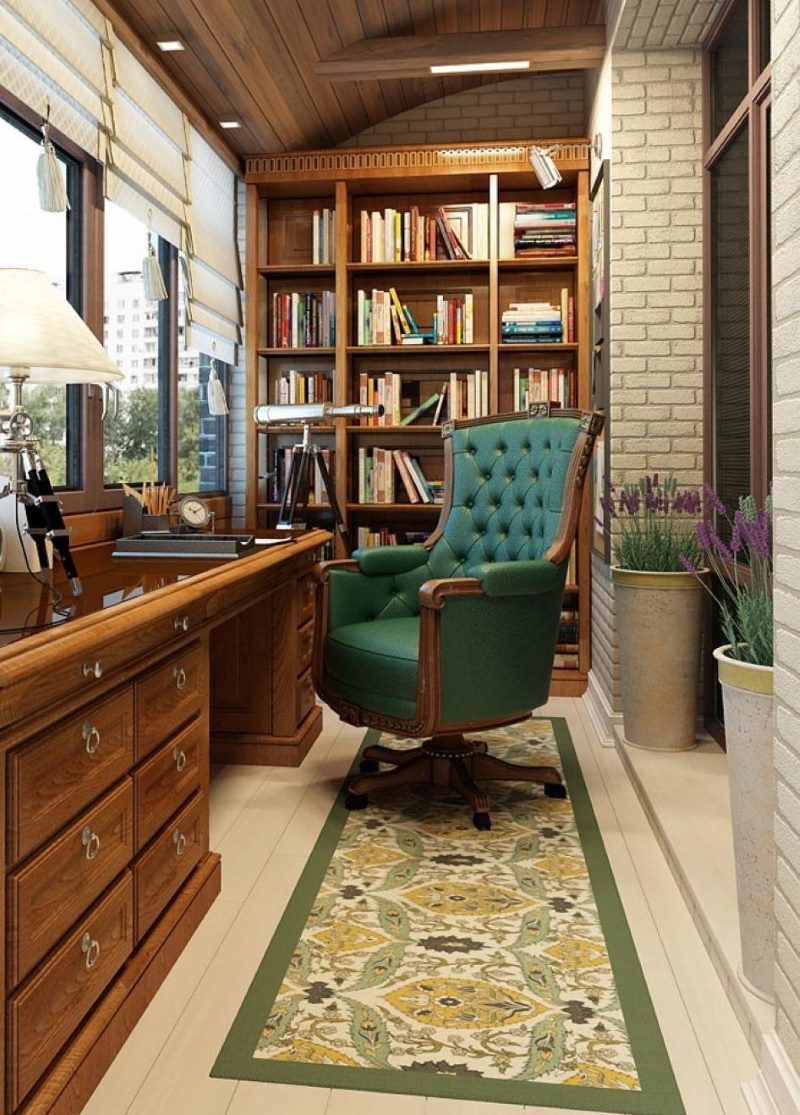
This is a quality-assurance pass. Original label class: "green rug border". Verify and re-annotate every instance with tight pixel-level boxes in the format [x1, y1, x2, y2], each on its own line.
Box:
[211, 718, 685, 1114]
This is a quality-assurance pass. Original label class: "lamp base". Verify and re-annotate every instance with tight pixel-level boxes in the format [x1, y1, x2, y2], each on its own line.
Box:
[0, 485, 51, 575]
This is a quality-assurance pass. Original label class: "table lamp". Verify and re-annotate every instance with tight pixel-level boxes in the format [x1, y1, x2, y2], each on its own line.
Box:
[0, 268, 124, 594]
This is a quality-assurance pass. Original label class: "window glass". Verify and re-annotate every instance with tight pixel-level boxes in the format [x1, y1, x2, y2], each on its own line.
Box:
[711, 0, 749, 137]
[0, 111, 77, 487]
[759, 0, 771, 73]
[103, 202, 162, 484]
[177, 262, 228, 493]
[711, 125, 750, 519]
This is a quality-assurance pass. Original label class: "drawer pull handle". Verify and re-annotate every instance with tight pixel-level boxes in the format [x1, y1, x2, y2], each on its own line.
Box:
[82, 659, 103, 680]
[172, 746, 187, 772]
[173, 829, 187, 857]
[173, 666, 187, 691]
[173, 615, 190, 632]
[81, 932, 101, 970]
[81, 826, 101, 860]
[82, 722, 101, 754]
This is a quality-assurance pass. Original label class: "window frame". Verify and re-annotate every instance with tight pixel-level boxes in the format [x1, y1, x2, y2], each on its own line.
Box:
[702, 0, 772, 740]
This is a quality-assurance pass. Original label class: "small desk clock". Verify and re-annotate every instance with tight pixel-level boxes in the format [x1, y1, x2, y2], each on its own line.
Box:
[177, 495, 213, 531]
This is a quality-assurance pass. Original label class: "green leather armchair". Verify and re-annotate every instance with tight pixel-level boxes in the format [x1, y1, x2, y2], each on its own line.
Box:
[313, 406, 604, 829]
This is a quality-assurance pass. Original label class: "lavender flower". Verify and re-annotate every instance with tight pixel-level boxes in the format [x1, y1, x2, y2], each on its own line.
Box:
[604, 474, 702, 572]
[679, 554, 697, 574]
[703, 483, 727, 516]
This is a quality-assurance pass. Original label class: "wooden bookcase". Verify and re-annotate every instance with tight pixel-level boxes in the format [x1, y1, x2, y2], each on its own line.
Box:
[245, 141, 592, 696]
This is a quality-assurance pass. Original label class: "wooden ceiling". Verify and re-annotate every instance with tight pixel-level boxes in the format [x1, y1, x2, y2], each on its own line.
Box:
[98, 0, 604, 160]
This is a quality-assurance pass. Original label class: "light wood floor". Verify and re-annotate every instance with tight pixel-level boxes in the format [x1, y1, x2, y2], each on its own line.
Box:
[82, 698, 759, 1115]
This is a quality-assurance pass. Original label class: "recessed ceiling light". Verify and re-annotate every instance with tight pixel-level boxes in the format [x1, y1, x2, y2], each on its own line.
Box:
[430, 60, 530, 74]
[220, 121, 242, 130]
[157, 40, 185, 52]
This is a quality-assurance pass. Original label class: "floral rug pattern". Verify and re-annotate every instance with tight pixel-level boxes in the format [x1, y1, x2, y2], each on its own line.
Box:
[253, 720, 641, 1090]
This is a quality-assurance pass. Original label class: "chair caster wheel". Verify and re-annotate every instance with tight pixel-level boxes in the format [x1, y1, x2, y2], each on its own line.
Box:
[544, 783, 567, 799]
[359, 758, 380, 773]
[346, 791, 369, 810]
[473, 812, 491, 831]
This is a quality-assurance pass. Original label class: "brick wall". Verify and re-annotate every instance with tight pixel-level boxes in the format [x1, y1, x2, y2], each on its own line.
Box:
[340, 73, 585, 147]
[771, 0, 800, 1075]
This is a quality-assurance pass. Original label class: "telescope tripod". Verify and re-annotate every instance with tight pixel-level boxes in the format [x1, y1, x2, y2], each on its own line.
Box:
[277, 422, 352, 554]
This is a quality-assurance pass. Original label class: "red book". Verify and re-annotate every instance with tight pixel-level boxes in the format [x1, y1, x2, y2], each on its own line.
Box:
[393, 449, 420, 503]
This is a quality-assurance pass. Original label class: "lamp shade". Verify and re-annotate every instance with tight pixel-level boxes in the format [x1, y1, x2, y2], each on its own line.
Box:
[0, 268, 124, 384]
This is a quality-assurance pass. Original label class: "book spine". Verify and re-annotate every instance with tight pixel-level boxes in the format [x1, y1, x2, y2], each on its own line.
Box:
[360, 211, 368, 263]
[568, 295, 575, 344]
[394, 450, 420, 503]
[394, 211, 401, 261]
[312, 210, 320, 265]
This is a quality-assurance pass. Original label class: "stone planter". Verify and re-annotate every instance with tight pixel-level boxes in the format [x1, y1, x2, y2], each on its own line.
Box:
[612, 568, 705, 751]
[713, 644, 775, 1002]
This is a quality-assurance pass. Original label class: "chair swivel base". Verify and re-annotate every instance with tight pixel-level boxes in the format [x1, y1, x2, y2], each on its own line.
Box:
[345, 735, 567, 830]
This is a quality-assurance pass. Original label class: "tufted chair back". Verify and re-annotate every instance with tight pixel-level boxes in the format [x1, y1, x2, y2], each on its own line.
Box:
[363, 414, 582, 620]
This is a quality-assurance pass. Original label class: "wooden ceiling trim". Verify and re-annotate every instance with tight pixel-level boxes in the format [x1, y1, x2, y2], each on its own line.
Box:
[326, 0, 406, 135]
[355, 0, 411, 118]
[315, 26, 606, 80]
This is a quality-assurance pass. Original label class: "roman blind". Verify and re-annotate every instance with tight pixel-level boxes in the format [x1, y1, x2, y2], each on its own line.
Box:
[184, 126, 242, 364]
[105, 31, 189, 248]
[0, 0, 111, 160]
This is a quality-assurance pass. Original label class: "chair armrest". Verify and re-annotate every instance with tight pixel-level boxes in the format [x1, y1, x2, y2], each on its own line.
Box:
[314, 558, 359, 583]
[419, 578, 484, 610]
[466, 560, 563, 597]
[354, 545, 429, 576]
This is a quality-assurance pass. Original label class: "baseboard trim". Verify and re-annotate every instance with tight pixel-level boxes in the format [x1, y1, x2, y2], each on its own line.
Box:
[743, 1033, 800, 1115]
[583, 670, 621, 748]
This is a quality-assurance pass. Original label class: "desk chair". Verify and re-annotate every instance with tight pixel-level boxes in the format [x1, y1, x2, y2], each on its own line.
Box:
[313, 406, 604, 829]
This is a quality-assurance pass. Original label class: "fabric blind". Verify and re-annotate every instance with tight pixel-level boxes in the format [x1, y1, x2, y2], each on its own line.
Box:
[0, 0, 111, 159]
[184, 126, 241, 362]
[105, 32, 189, 248]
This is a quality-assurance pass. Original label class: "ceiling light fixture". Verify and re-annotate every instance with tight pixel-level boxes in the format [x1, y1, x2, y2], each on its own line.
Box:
[430, 60, 530, 75]
[156, 40, 185, 52]
[219, 121, 242, 130]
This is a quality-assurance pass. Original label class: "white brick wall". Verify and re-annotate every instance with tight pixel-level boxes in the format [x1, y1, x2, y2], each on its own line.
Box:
[340, 74, 585, 147]
[609, 50, 704, 483]
[772, 0, 800, 1075]
[615, 0, 726, 49]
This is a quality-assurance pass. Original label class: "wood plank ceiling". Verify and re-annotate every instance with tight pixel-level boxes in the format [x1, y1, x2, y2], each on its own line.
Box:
[99, 0, 604, 159]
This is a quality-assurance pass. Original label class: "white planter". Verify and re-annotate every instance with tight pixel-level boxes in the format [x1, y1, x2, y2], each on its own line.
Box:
[714, 644, 775, 1003]
[613, 568, 705, 751]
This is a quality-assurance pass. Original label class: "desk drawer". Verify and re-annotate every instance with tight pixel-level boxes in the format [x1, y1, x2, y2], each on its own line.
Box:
[7, 779, 133, 989]
[297, 620, 314, 678]
[134, 792, 206, 942]
[7, 872, 133, 1112]
[7, 687, 134, 866]
[135, 718, 204, 850]
[296, 668, 315, 725]
[296, 573, 315, 630]
[137, 642, 205, 762]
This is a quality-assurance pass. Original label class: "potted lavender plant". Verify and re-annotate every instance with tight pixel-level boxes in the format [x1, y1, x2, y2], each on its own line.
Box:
[602, 476, 703, 751]
[683, 491, 774, 1001]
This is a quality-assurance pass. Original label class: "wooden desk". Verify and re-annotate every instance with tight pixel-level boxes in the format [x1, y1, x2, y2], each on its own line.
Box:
[0, 529, 329, 1114]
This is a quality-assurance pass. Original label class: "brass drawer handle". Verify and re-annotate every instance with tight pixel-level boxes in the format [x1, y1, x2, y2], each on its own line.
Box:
[172, 746, 187, 772]
[82, 659, 103, 680]
[173, 829, 187, 857]
[173, 614, 190, 632]
[81, 931, 101, 970]
[81, 826, 101, 860]
[173, 666, 187, 691]
[82, 721, 101, 754]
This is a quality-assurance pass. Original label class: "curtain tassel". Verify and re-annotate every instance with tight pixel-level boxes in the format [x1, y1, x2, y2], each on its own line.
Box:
[37, 110, 70, 213]
[142, 236, 168, 300]
[207, 364, 229, 416]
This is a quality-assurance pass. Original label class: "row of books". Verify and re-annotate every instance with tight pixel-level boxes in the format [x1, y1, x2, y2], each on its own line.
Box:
[311, 208, 336, 265]
[271, 291, 336, 348]
[512, 367, 576, 410]
[501, 290, 573, 344]
[273, 370, 333, 405]
[357, 447, 443, 505]
[357, 372, 445, 426]
[358, 203, 487, 263]
[355, 528, 429, 549]
[269, 447, 333, 506]
[558, 608, 579, 648]
[355, 287, 474, 346]
[514, 201, 576, 257]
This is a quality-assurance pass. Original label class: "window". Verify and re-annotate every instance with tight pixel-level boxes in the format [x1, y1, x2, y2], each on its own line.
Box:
[0, 108, 81, 488]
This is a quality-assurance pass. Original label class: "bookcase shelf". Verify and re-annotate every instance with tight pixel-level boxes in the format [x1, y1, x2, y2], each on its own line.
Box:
[245, 141, 593, 694]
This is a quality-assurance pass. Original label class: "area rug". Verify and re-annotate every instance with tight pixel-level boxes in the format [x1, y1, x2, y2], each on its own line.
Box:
[212, 718, 685, 1113]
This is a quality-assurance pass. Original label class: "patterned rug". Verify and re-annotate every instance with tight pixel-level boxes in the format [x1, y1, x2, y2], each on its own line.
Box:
[212, 718, 684, 1113]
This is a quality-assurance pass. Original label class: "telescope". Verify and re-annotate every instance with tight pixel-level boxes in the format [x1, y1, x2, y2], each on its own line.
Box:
[253, 402, 384, 426]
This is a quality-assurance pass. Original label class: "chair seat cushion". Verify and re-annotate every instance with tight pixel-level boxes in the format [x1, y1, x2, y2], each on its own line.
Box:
[324, 617, 420, 708]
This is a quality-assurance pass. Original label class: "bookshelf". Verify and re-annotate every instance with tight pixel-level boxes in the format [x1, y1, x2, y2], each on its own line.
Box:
[245, 141, 592, 696]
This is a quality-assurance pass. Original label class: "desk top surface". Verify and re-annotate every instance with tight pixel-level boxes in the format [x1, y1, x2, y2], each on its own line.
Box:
[0, 529, 329, 653]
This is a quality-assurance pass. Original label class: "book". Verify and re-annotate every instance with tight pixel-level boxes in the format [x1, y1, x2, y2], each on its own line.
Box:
[393, 449, 420, 503]
[400, 392, 439, 426]
[432, 383, 448, 425]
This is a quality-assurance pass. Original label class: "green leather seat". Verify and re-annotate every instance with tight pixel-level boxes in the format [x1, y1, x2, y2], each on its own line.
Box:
[313, 408, 604, 828]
